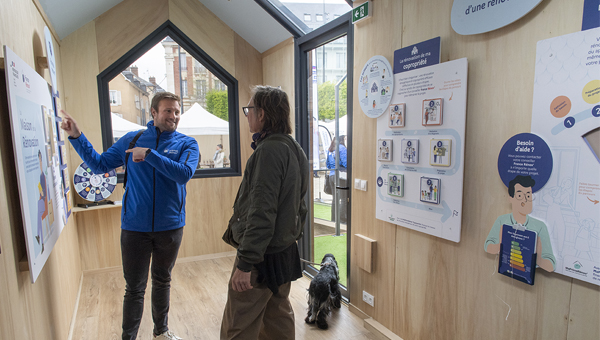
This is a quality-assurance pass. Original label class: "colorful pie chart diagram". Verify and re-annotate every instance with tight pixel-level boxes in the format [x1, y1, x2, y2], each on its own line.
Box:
[73, 162, 117, 202]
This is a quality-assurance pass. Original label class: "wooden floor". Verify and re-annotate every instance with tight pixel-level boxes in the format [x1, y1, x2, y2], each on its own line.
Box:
[72, 254, 375, 340]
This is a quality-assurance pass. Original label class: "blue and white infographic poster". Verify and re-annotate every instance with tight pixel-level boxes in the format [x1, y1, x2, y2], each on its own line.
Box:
[375, 58, 468, 243]
[3, 45, 67, 283]
[530, 27, 600, 286]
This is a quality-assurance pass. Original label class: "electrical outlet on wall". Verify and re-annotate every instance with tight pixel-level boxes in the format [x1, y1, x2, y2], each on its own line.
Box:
[362, 290, 374, 307]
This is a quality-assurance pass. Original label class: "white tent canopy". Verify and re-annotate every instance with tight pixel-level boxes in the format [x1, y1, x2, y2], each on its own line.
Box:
[177, 103, 229, 136]
[321, 114, 348, 137]
[112, 112, 146, 138]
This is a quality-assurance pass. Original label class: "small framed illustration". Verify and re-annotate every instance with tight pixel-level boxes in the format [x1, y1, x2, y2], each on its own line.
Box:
[41, 105, 51, 143]
[388, 173, 404, 197]
[389, 103, 405, 128]
[377, 139, 393, 162]
[420, 177, 441, 204]
[401, 138, 419, 164]
[429, 138, 452, 167]
[422, 98, 443, 126]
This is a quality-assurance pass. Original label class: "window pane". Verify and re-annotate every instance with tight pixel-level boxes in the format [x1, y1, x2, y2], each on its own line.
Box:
[271, 0, 351, 32]
[108, 36, 231, 174]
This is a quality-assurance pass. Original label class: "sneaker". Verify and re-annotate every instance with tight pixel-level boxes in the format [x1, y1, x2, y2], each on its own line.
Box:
[153, 330, 182, 340]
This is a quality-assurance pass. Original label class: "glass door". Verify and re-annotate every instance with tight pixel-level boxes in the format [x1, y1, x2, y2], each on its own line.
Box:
[306, 35, 351, 296]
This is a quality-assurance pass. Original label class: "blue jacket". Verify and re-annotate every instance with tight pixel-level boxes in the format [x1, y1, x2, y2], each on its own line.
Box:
[69, 121, 200, 232]
[326, 144, 347, 176]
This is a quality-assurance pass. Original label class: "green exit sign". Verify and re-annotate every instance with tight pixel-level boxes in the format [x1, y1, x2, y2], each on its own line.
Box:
[352, 1, 371, 24]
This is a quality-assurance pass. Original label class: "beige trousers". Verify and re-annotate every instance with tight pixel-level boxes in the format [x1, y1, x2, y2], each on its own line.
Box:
[220, 258, 295, 340]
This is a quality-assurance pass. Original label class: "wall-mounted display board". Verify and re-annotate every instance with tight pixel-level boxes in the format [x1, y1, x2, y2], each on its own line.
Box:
[3, 46, 68, 283]
[375, 58, 468, 243]
[529, 27, 600, 286]
[451, 0, 543, 35]
[358, 55, 393, 118]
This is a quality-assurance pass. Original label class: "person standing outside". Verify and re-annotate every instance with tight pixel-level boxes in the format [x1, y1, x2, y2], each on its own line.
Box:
[213, 143, 225, 168]
[326, 135, 348, 224]
[61, 92, 199, 340]
[220, 86, 309, 340]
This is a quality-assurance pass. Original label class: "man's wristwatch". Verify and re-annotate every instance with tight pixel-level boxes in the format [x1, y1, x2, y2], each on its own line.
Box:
[145, 148, 151, 157]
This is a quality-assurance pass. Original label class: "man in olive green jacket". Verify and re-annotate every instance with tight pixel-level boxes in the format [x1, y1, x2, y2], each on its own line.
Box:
[221, 86, 309, 340]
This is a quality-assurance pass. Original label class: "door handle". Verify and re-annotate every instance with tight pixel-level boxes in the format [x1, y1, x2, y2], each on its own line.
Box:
[336, 186, 349, 190]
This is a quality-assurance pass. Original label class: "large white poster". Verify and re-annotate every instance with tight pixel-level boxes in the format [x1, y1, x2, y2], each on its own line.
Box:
[375, 58, 468, 242]
[4, 45, 67, 283]
[530, 28, 600, 285]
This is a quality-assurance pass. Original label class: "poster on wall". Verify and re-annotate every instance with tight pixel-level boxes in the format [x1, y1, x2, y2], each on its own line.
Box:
[44, 26, 72, 219]
[485, 133, 555, 285]
[358, 55, 393, 118]
[375, 58, 468, 243]
[3, 45, 67, 283]
[530, 27, 600, 286]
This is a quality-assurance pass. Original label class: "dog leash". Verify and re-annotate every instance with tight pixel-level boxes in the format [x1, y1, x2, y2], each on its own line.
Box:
[300, 258, 322, 266]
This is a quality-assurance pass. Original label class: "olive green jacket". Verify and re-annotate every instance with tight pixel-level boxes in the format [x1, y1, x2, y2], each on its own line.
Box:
[225, 134, 309, 271]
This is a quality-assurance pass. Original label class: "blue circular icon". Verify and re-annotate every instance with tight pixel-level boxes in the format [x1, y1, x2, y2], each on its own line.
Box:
[382, 141, 387, 146]
[592, 105, 600, 118]
[497, 133, 553, 193]
[407, 140, 412, 147]
[392, 176, 397, 181]
[437, 141, 443, 147]
[377, 177, 383, 187]
[564, 117, 575, 128]
[394, 105, 399, 111]
[429, 100, 435, 107]
[427, 179, 432, 185]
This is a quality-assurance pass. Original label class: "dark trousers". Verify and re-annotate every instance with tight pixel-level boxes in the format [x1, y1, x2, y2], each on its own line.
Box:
[121, 227, 183, 340]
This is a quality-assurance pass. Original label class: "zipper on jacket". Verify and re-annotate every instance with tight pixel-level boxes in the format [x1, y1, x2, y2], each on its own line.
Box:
[123, 189, 128, 214]
[152, 130, 160, 231]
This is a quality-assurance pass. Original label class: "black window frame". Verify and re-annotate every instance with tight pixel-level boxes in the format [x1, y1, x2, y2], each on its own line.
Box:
[97, 20, 241, 180]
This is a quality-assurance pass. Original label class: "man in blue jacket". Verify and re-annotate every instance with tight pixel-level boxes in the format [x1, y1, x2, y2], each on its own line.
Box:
[61, 92, 199, 340]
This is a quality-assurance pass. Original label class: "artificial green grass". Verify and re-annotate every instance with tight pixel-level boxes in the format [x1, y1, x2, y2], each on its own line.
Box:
[313, 202, 332, 221]
[313, 234, 347, 287]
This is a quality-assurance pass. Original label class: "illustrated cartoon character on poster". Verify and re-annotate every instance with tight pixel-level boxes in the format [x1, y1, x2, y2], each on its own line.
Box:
[484, 175, 556, 272]
[36, 150, 48, 254]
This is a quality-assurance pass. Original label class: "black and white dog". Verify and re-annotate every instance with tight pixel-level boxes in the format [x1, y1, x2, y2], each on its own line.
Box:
[304, 253, 342, 330]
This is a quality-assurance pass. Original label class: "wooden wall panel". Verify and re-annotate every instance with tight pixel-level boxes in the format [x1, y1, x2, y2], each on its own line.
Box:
[0, 1, 81, 339]
[567, 281, 600, 340]
[95, 0, 168, 72]
[235, 32, 262, 166]
[348, 0, 599, 339]
[349, 0, 402, 329]
[169, 0, 235, 75]
[262, 38, 295, 132]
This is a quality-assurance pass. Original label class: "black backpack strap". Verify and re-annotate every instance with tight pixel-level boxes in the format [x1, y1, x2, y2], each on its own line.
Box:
[123, 129, 145, 189]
